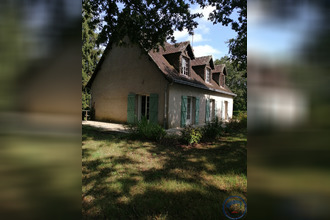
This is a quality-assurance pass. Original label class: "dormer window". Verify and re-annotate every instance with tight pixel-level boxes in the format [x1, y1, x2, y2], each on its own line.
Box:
[206, 68, 211, 83]
[181, 56, 189, 76]
[220, 74, 225, 87]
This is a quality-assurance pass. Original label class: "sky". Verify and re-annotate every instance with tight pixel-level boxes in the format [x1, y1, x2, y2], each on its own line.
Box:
[112, 2, 238, 61]
[248, 1, 320, 62]
[171, 3, 238, 61]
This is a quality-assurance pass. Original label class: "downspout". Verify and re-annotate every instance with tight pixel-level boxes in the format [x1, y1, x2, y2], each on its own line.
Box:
[164, 83, 167, 128]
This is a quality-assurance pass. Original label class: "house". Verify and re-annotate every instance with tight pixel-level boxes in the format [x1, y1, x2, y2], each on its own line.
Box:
[248, 57, 308, 130]
[86, 40, 236, 128]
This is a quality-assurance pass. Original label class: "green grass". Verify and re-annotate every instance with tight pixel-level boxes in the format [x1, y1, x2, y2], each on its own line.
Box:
[82, 125, 247, 219]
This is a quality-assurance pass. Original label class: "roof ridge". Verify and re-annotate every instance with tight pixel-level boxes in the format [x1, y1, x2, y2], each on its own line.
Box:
[167, 40, 190, 46]
[193, 55, 213, 61]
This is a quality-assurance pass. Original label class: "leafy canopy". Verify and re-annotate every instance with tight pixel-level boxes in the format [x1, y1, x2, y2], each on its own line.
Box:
[82, 1, 102, 109]
[84, 0, 246, 70]
[84, 0, 201, 51]
[194, 0, 247, 71]
[215, 56, 246, 111]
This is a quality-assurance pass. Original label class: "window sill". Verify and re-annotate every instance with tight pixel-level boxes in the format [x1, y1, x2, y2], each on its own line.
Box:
[180, 73, 190, 78]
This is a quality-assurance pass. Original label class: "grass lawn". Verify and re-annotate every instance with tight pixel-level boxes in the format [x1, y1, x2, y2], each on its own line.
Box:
[82, 125, 247, 219]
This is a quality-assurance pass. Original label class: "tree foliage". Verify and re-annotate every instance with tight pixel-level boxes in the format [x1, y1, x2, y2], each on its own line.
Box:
[83, 0, 246, 70]
[194, 0, 247, 71]
[83, 0, 246, 71]
[82, 1, 102, 110]
[215, 56, 246, 111]
[84, 0, 201, 51]
[81, 0, 247, 109]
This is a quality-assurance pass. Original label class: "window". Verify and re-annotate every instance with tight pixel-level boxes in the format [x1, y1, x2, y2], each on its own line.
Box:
[210, 99, 215, 121]
[182, 96, 196, 126]
[224, 101, 228, 120]
[181, 56, 189, 76]
[206, 99, 216, 122]
[138, 95, 150, 120]
[187, 97, 191, 120]
[220, 74, 225, 87]
[186, 96, 194, 125]
[206, 68, 211, 83]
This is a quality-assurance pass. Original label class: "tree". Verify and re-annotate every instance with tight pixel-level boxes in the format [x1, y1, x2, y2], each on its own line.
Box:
[215, 56, 246, 111]
[84, 0, 201, 50]
[83, 0, 246, 71]
[82, 1, 102, 110]
[84, 0, 246, 70]
[82, 0, 247, 110]
[194, 0, 247, 71]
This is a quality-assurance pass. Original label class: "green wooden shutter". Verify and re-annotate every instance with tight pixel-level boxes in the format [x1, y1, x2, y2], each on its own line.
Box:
[181, 96, 187, 127]
[127, 94, 136, 124]
[195, 97, 200, 125]
[149, 93, 159, 124]
[205, 99, 210, 123]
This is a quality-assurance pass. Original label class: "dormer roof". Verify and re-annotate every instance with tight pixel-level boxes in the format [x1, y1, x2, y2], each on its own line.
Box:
[191, 56, 214, 69]
[212, 64, 227, 75]
[148, 42, 235, 96]
[162, 41, 195, 59]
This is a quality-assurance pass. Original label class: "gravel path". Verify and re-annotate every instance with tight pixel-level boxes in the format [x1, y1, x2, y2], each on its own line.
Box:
[82, 120, 183, 135]
[82, 120, 129, 133]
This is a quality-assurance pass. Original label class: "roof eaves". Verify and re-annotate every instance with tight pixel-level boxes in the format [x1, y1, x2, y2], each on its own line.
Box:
[86, 43, 112, 89]
[172, 78, 236, 97]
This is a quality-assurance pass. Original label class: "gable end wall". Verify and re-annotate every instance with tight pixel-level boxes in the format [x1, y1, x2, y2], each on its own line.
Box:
[91, 44, 168, 124]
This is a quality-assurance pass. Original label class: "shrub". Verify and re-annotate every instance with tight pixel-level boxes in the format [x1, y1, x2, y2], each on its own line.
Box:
[225, 112, 247, 133]
[129, 117, 166, 141]
[181, 126, 203, 145]
[238, 111, 247, 128]
[159, 134, 180, 147]
[202, 118, 223, 141]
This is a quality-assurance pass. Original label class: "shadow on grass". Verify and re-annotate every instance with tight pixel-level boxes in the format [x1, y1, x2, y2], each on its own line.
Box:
[82, 125, 247, 219]
[82, 125, 128, 142]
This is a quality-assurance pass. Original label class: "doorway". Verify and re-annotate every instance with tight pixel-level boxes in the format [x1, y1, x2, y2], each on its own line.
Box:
[224, 101, 228, 120]
[210, 99, 215, 121]
[186, 96, 193, 125]
[138, 95, 150, 120]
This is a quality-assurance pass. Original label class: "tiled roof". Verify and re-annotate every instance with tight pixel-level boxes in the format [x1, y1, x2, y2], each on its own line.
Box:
[212, 64, 225, 73]
[162, 41, 190, 55]
[148, 42, 235, 96]
[191, 56, 212, 66]
[87, 40, 235, 96]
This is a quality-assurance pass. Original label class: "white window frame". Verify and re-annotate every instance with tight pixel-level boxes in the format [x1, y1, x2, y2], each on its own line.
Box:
[220, 74, 225, 87]
[181, 56, 190, 77]
[206, 67, 211, 83]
